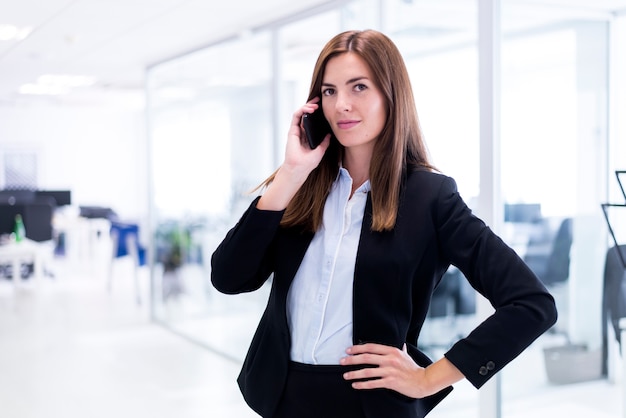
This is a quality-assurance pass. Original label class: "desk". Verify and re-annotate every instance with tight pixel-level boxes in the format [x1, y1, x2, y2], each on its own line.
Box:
[0, 239, 46, 286]
[53, 212, 111, 262]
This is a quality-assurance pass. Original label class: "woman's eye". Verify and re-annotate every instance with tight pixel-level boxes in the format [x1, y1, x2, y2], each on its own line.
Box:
[354, 84, 367, 92]
[322, 88, 335, 96]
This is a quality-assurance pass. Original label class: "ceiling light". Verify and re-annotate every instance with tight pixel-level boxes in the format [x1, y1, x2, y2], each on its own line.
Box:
[19, 83, 68, 96]
[16, 27, 33, 40]
[38, 74, 96, 87]
[0, 24, 33, 41]
[156, 87, 197, 100]
[18, 74, 97, 96]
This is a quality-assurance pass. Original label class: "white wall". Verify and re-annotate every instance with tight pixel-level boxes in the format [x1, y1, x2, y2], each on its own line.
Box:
[0, 97, 148, 226]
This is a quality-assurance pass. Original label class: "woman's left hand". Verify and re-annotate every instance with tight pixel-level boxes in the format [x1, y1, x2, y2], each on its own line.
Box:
[340, 343, 435, 399]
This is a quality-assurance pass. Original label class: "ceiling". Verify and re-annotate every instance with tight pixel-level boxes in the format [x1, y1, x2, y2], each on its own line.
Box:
[0, 0, 331, 106]
[1, 0, 626, 107]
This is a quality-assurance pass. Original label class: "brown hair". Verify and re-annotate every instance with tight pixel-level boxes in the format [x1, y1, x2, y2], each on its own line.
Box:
[262, 29, 434, 232]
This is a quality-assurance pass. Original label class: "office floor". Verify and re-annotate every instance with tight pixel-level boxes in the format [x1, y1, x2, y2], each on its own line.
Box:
[0, 256, 622, 418]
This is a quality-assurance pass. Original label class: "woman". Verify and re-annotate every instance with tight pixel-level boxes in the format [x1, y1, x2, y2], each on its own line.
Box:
[211, 29, 557, 418]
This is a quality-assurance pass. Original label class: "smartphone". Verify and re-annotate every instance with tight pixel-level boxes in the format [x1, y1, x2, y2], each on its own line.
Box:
[302, 106, 331, 149]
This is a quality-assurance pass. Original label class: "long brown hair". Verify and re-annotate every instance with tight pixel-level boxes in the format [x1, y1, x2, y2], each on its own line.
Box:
[261, 29, 434, 232]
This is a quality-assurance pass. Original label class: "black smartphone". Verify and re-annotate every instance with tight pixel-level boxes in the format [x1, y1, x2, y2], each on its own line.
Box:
[302, 106, 331, 149]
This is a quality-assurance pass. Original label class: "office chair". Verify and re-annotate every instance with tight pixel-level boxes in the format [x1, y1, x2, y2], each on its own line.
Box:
[599, 182, 626, 377]
[523, 217, 573, 287]
[419, 267, 476, 355]
[601, 244, 626, 376]
[109, 221, 146, 305]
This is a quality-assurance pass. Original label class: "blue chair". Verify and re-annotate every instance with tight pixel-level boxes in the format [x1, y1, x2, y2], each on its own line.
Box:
[109, 221, 146, 305]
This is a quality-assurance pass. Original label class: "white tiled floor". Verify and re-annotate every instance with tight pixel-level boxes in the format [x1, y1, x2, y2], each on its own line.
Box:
[0, 256, 623, 418]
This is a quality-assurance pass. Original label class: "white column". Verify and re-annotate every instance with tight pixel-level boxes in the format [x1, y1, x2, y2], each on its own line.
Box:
[271, 29, 284, 170]
[569, 22, 609, 350]
[477, 0, 501, 417]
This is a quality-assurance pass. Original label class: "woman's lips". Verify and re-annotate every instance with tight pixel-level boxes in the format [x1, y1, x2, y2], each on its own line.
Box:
[337, 120, 360, 129]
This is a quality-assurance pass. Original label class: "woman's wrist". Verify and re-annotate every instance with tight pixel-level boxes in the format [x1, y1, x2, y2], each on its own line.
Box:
[422, 357, 465, 394]
[256, 165, 309, 210]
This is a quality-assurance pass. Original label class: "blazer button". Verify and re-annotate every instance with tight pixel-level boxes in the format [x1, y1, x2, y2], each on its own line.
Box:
[479, 366, 488, 376]
[486, 361, 495, 371]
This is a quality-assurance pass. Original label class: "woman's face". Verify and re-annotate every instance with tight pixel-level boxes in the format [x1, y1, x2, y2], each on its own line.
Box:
[321, 52, 386, 153]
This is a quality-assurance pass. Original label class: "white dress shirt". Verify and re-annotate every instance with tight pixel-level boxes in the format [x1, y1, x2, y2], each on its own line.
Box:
[286, 167, 370, 364]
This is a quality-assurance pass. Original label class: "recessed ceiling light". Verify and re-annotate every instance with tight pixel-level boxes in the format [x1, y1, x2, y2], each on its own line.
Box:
[19, 83, 68, 96]
[0, 24, 33, 41]
[19, 74, 97, 95]
[38, 74, 96, 87]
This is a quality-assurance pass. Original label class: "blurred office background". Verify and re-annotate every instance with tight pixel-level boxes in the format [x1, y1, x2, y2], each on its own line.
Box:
[1, 0, 626, 417]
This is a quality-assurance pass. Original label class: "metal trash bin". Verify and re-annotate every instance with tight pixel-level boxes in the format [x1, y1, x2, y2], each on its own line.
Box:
[543, 343, 603, 384]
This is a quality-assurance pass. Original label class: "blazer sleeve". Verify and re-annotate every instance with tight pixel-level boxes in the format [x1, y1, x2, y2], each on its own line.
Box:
[435, 176, 558, 388]
[210, 196, 285, 294]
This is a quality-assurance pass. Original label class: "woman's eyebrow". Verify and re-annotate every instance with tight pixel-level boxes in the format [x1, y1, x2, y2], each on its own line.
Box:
[346, 76, 368, 84]
[322, 76, 369, 88]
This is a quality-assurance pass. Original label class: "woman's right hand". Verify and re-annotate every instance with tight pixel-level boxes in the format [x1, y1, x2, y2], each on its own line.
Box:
[256, 99, 331, 211]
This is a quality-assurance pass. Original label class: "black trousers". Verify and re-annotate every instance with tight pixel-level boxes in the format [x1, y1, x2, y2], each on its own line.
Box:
[272, 361, 367, 418]
[271, 361, 450, 418]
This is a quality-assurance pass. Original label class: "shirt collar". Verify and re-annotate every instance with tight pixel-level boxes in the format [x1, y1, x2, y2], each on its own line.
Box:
[337, 165, 371, 194]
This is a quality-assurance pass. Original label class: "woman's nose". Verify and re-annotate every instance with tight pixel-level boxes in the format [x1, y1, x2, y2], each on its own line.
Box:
[335, 92, 351, 111]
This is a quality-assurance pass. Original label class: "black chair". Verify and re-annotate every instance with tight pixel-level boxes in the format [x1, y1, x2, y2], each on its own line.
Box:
[523, 217, 573, 287]
[599, 172, 626, 376]
[601, 244, 626, 375]
[429, 267, 476, 317]
[420, 267, 476, 354]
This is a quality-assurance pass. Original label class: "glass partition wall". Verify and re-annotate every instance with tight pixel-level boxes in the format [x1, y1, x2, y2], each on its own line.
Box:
[498, 9, 616, 416]
[146, 4, 355, 362]
[146, 1, 624, 416]
[147, 33, 275, 361]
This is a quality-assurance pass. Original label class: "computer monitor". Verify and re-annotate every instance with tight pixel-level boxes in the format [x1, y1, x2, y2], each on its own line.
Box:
[36, 190, 71, 206]
[0, 189, 36, 204]
[504, 203, 542, 223]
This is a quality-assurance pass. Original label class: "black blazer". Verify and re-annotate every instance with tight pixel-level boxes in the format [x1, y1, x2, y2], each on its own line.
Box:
[211, 169, 557, 418]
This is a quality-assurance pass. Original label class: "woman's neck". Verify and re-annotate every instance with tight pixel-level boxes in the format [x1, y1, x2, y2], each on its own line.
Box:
[343, 147, 372, 192]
